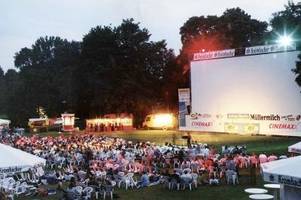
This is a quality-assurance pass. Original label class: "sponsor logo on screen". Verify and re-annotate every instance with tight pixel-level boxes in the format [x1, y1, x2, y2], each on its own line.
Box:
[281, 115, 301, 121]
[245, 44, 296, 55]
[250, 114, 280, 121]
[193, 49, 235, 61]
[191, 121, 213, 127]
[269, 123, 297, 130]
[224, 123, 260, 134]
[227, 113, 250, 119]
[190, 113, 211, 120]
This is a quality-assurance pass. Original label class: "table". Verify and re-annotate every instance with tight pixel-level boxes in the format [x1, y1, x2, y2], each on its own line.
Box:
[263, 184, 280, 189]
[249, 194, 274, 199]
[264, 184, 280, 200]
[245, 188, 268, 194]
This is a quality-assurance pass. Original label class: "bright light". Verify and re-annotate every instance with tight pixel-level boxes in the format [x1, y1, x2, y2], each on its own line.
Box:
[153, 114, 174, 128]
[277, 35, 293, 47]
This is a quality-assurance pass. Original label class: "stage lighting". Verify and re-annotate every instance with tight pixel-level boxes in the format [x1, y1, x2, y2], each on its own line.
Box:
[277, 35, 293, 47]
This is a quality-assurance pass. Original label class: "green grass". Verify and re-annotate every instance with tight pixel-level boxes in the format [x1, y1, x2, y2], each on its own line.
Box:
[97, 130, 300, 155]
[16, 173, 270, 200]
[16, 130, 300, 200]
[24, 131, 70, 138]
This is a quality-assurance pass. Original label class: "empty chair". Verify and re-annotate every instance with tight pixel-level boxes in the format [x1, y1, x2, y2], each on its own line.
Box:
[168, 178, 180, 190]
[191, 173, 198, 188]
[181, 176, 193, 190]
[103, 185, 113, 200]
[82, 186, 93, 200]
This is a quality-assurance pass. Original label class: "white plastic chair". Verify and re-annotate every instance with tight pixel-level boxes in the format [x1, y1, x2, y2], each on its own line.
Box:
[191, 173, 198, 188]
[232, 173, 239, 185]
[103, 185, 113, 200]
[82, 186, 93, 200]
[181, 177, 193, 191]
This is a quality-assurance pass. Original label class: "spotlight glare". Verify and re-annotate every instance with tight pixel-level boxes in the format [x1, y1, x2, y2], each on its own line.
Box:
[277, 35, 293, 47]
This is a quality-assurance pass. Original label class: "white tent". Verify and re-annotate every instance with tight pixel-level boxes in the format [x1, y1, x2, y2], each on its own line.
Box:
[261, 156, 301, 200]
[288, 142, 301, 154]
[0, 143, 46, 174]
[0, 119, 10, 128]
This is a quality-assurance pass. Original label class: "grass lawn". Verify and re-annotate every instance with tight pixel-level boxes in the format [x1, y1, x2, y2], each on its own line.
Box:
[97, 130, 300, 155]
[17, 172, 270, 200]
[17, 130, 300, 200]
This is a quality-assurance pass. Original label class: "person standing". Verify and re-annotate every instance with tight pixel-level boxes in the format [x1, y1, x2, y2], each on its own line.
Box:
[187, 132, 192, 148]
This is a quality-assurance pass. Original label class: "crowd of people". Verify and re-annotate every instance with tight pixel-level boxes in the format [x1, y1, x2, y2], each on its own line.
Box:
[0, 131, 289, 199]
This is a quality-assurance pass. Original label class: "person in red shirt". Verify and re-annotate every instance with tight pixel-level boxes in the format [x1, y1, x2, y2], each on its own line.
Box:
[249, 153, 258, 185]
[268, 153, 278, 162]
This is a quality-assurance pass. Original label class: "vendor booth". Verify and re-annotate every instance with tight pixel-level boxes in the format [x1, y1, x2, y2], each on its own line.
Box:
[86, 113, 134, 132]
[261, 156, 301, 200]
[28, 117, 63, 133]
[28, 118, 49, 133]
[0, 143, 46, 174]
[61, 113, 75, 132]
[288, 142, 301, 154]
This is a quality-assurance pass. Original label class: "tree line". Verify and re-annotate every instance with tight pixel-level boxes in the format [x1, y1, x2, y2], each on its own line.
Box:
[0, 2, 300, 128]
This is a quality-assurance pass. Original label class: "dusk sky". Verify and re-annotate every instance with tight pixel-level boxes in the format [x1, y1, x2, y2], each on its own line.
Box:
[0, 0, 294, 71]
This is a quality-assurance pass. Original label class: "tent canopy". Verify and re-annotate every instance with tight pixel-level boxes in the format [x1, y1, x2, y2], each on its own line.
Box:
[288, 142, 301, 154]
[0, 143, 46, 174]
[0, 119, 10, 125]
[261, 156, 301, 188]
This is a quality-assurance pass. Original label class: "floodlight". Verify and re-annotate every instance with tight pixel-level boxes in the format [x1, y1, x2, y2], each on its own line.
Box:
[152, 113, 174, 128]
[277, 35, 293, 47]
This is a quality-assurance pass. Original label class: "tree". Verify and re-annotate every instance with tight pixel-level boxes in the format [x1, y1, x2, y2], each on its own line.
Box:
[293, 54, 301, 87]
[270, 2, 301, 88]
[180, 8, 267, 52]
[2, 69, 26, 126]
[178, 8, 268, 79]
[81, 19, 175, 125]
[14, 36, 81, 122]
[269, 1, 301, 44]
[8, 20, 175, 127]
[0, 66, 6, 116]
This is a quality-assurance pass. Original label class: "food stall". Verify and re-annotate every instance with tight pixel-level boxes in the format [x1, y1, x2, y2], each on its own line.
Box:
[86, 113, 134, 132]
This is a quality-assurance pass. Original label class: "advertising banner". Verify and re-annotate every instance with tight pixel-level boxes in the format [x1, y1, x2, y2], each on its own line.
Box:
[178, 88, 190, 128]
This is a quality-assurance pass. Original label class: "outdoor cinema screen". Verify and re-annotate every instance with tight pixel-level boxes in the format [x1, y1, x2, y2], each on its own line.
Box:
[189, 50, 301, 136]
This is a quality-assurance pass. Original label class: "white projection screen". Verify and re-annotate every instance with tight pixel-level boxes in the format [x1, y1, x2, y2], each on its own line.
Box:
[189, 51, 301, 136]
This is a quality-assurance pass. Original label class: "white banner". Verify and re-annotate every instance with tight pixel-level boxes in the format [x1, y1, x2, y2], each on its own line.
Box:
[193, 49, 235, 61]
[245, 44, 296, 55]
[178, 88, 190, 105]
[183, 113, 301, 136]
